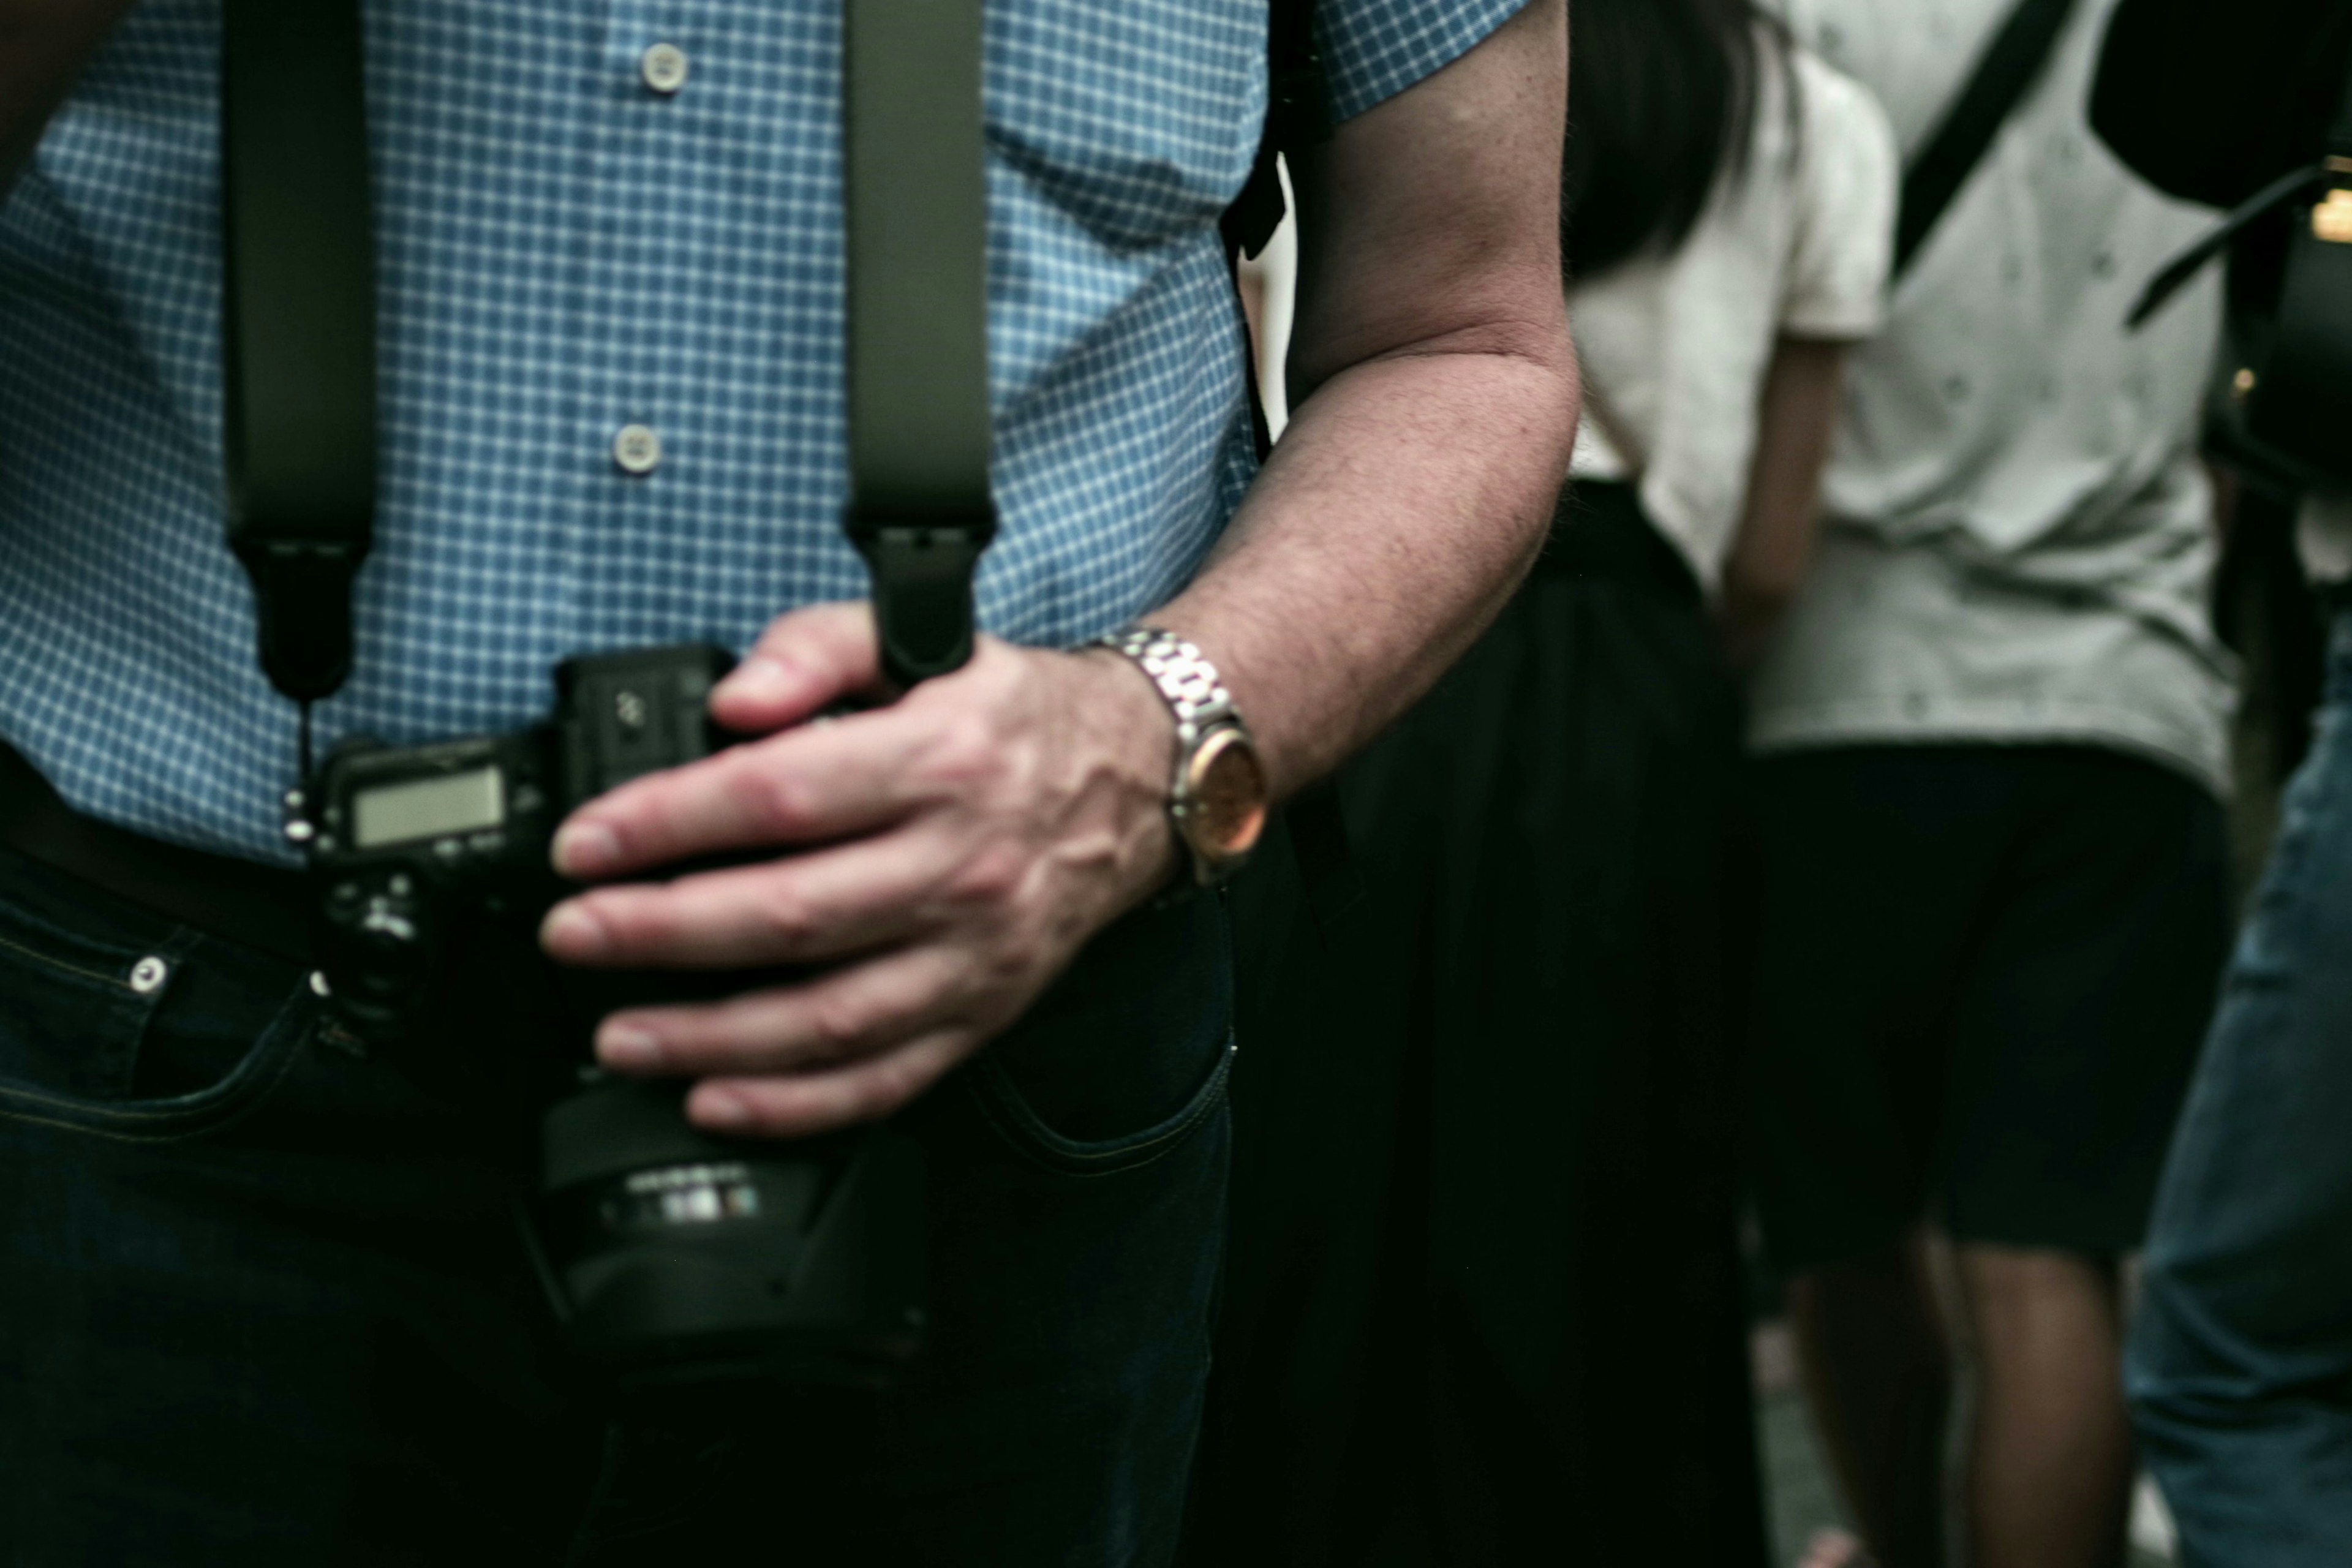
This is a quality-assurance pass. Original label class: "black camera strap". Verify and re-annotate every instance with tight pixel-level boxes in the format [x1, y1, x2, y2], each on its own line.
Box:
[220, 0, 377, 726]
[221, 0, 997, 720]
[842, 0, 995, 685]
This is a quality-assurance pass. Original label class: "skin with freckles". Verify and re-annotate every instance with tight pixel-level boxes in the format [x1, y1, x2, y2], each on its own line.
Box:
[540, 0, 1579, 1139]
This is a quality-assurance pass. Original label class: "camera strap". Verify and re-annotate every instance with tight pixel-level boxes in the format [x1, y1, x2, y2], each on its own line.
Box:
[842, 0, 995, 686]
[220, 0, 997, 717]
[220, 0, 377, 714]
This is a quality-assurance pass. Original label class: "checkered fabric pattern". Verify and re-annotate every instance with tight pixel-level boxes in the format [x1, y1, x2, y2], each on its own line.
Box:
[0, 0, 1521, 862]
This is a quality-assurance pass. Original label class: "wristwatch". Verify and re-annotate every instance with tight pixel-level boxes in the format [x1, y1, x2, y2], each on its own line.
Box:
[1093, 626, 1269, 886]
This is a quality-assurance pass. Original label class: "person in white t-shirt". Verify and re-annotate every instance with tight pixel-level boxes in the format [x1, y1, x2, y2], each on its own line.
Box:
[1747, 4, 2239, 1566]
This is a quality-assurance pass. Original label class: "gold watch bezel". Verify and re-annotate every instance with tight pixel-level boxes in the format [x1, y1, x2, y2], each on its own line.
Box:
[1176, 725, 1268, 878]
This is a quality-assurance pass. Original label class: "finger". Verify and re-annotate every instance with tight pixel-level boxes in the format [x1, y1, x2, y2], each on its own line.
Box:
[592, 943, 975, 1078]
[541, 829, 946, 969]
[686, 1031, 976, 1137]
[549, 702, 935, 878]
[707, 601, 884, 737]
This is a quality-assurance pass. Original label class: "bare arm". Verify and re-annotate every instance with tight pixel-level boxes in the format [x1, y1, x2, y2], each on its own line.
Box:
[538, 0, 1579, 1136]
[1159, 0, 1577, 793]
[0, 0, 135, 191]
[1718, 334, 1847, 670]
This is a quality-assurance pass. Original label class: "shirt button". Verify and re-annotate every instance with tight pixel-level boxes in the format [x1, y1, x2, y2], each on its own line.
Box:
[612, 424, 662, 475]
[641, 43, 690, 95]
[129, 955, 171, 995]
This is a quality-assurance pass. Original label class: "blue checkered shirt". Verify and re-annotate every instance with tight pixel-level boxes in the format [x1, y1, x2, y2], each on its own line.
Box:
[0, 0, 1519, 862]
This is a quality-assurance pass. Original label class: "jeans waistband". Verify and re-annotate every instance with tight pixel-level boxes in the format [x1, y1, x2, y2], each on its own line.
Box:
[0, 742, 311, 965]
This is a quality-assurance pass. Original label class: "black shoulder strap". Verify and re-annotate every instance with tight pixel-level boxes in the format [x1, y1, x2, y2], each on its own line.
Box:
[1221, 0, 1327, 264]
[2127, 47, 2352, 327]
[221, 0, 377, 704]
[842, 0, 995, 687]
[1895, 0, 2082, 279]
[222, 0, 997, 714]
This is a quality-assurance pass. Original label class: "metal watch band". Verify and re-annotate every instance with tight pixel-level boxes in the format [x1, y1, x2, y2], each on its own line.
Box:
[1091, 625, 1259, 885]
[1093, 627, 1246, 747]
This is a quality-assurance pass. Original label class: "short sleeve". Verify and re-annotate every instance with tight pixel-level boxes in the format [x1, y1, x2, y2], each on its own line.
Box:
[1317, 0, 1529, 124]
[1779, 50, 1899, 341]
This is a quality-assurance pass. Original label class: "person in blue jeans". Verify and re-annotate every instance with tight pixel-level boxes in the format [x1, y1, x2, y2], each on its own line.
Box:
[2094, 1, 2352, 1561]
[2125, 601, 2352, 1564]
[0, 0, 1578, 1561]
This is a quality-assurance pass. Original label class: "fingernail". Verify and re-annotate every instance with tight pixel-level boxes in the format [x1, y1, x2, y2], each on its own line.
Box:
[552, 821, 621, 877]
[539, 902, 609, 959]
[715, 657, 795, 706]
[690, 1088, 754, 1130]
[597, 1025, 663, 1069]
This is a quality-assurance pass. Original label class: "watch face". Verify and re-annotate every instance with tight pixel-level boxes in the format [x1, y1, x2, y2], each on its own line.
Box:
[1185, 729, 1268, 862]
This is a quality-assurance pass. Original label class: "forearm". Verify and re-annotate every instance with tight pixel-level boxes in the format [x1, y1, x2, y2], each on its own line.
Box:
[1145, 0, 1575, 798]
[1152, 326, 1575, 799]
[0, 0, 133, 190]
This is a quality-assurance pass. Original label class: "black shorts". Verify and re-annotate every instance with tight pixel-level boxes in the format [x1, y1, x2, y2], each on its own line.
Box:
[1748, 745, 2231, 1271]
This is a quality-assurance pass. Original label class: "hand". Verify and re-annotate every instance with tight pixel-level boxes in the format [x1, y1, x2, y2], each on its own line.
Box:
[537, 603, 1177, 1137]
[1716, 571, 1793, 673]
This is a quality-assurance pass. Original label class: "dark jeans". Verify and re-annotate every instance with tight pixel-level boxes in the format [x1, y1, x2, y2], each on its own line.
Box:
[0, 845, 1231, 1566]
[2127, 606, 2352, 1567]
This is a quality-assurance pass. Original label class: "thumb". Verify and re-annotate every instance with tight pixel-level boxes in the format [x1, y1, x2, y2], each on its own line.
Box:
[710, 600, 884, 736]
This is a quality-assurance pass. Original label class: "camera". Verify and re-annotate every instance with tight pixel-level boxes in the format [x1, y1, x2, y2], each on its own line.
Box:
[288, 645, 926, 1388]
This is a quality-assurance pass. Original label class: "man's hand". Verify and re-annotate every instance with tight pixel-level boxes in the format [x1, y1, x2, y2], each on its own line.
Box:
[538, 602, 1175, 1138]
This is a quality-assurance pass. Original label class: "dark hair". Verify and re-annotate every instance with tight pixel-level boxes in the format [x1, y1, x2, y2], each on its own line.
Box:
[1563, 0, 1786, 277]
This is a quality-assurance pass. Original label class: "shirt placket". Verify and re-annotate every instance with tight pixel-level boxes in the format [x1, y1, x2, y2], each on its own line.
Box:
[571, 0, 698, 637]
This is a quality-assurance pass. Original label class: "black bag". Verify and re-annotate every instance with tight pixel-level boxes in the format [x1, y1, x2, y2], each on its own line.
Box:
[2244, 133, 2352, 483]
[2125, 48, 2352, 490]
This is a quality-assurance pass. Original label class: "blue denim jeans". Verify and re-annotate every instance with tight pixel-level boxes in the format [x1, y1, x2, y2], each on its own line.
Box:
[0, 845, 1231, 1566]
[2127, 606, 2352, 1567]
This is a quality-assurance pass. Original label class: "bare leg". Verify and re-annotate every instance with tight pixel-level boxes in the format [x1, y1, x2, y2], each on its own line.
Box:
[1953, 1245, 2132, 1568]
[1787, 1238, 1951, 1568]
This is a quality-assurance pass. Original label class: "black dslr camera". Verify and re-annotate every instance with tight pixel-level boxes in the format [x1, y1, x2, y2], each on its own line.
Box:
[289, 646, 925, 1388]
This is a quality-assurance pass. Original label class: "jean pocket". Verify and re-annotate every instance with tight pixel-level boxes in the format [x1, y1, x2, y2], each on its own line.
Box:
[966, 1029, 1235, 1178]
[0, 848, 311, 1142]
[962, 894, 1236, 1177]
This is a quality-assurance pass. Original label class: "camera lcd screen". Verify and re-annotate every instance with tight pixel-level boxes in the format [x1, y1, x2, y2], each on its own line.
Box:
[352, 767, 505, 848]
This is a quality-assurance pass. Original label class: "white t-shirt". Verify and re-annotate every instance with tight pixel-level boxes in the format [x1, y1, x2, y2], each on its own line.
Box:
[1748, 0, 2236, 794]
[1567, 40, 1899, 593]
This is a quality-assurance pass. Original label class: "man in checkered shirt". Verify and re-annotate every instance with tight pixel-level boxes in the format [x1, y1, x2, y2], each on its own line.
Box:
[0, 0, 1575, 1558]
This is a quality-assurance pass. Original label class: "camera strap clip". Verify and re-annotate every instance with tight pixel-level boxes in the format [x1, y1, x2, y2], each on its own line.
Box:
[228, 536, 368, 707]
[850, 516, 995, 687]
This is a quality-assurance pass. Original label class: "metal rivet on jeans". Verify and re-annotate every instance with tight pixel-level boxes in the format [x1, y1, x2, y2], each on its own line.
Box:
[129, 955, 170, 995]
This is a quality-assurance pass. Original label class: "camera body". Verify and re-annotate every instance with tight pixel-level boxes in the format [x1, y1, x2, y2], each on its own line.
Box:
[294, 646, 926, 1389]
[299, 646, 723, 1039]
